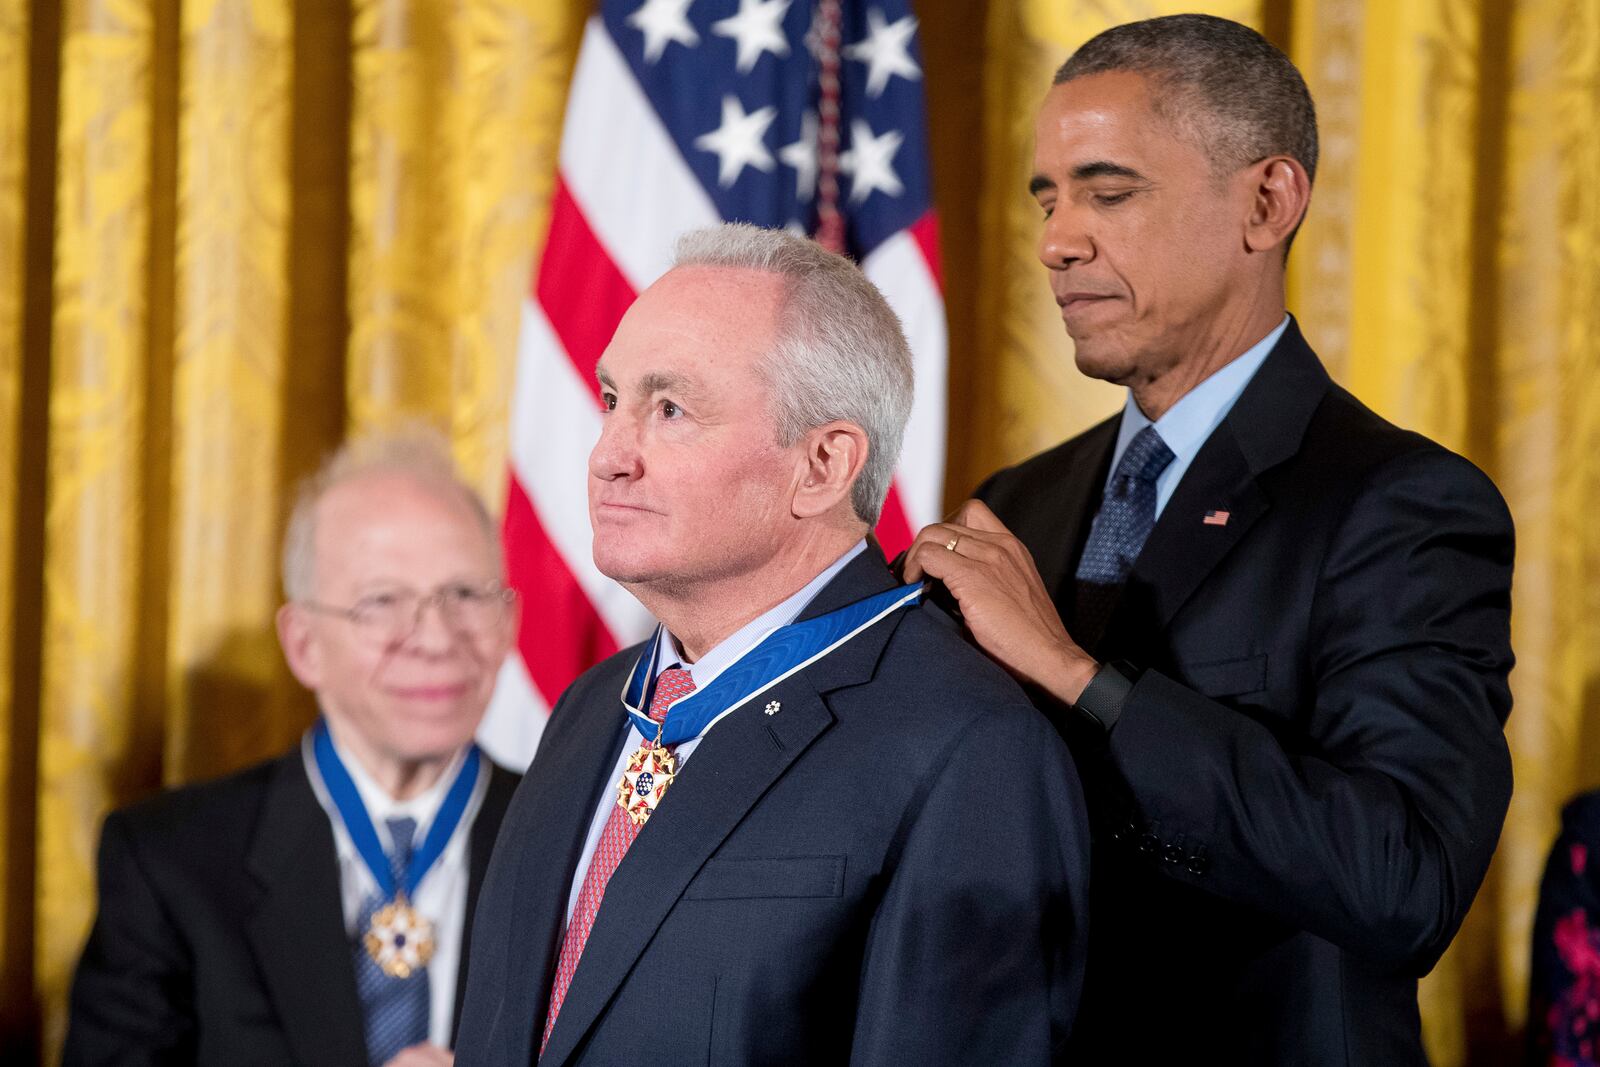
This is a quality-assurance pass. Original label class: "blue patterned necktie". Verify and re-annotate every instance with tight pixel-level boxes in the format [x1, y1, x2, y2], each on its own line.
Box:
[1073, 425, 1176, 649]
[354, 816, 430, 1066]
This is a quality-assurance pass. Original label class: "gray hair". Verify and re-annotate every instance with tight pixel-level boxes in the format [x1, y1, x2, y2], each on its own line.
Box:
[1055, 14, 1318, 186]
[672, 224, 914, 525]
[281, 428, 500, 600]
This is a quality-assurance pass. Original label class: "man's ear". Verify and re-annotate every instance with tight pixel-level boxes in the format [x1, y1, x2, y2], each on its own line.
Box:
[792, 420, 869, 520]
[1244, 156, 1312, 254]
[276, 603, 324, 690]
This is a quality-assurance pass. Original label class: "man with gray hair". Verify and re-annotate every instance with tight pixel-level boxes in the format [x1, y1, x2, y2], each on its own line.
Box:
[903, 13, 1513, 1064]
[66, 432, 522, 1067]
[455, 222, 1090, 1066]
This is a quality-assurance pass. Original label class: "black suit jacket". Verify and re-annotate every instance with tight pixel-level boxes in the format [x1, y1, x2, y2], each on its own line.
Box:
[977, 320, 1515, 1065]
[455, 549, 1090, 1066]
[63, 747, 520, 1066]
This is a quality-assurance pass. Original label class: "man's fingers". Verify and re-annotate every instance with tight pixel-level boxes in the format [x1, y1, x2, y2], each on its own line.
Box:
[912, 521, 1006, 556]
[953, 498, 1011, 535]
[903, 518, 1022, 584]
[904, 537, 981, 584]
[903, 522, 963, 580]
[902, 538, 951, 583]
[944, 503, 1043, 576]
[382, 1046, 453, 1067]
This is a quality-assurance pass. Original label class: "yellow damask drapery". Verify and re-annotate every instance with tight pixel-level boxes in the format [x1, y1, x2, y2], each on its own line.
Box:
[1, 2, 1594, 1064]
[2, 1, 588, 1057]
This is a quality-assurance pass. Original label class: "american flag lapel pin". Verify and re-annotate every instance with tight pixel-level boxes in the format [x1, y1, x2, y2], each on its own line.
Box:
[1203, 509, 1231, 526]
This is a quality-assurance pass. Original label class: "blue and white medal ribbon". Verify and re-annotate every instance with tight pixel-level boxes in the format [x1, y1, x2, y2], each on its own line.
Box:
[620, 581, 924, 747]
[312, 718, 480, 977]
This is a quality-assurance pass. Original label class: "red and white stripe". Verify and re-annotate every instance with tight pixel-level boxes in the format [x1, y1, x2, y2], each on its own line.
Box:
[477, 17, 946, 768]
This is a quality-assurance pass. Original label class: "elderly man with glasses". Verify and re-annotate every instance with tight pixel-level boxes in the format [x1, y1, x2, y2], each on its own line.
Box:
[65, 433, 522, 1067]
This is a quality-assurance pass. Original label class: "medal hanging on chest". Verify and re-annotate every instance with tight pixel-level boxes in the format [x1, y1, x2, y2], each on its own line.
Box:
[616, 726, 677, 827]
[310, 718, 481, 980]
[612, 579, 927, 830]
[363, 893, 435, 978]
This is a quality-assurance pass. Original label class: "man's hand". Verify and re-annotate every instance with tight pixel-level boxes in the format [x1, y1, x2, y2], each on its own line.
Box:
[903, 499, 1100, 705]
[383, 1044, 453, 1067]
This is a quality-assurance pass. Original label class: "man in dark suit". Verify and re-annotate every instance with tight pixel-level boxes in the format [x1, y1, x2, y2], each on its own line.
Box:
[903, 14, 1515, 1065]
[65, 434, 523, 1067]
[454, 224, 1089, 1066]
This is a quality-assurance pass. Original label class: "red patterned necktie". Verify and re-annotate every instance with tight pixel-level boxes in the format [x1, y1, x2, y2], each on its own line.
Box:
[541, 665, 696, 1054]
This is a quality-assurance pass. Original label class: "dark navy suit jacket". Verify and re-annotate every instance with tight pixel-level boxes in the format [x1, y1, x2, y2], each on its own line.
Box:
[454, 548, 1090, 1066]
[978, 319, 1515, 1065]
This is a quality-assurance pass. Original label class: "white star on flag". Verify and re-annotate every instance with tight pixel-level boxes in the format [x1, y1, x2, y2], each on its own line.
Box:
[628, 0, 700, 64]
[802, 5, 825, 64]
[843, 8, 921, 97]
[712, 0, 792, 74]
[778, 110, 819, 201]
[694, 94, 779, 187]
[841, 118, 904, 202]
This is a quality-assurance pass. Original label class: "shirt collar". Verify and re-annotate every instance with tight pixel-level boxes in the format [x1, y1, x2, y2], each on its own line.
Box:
[1111, 315, 1290, 476]
[655, 539, 869, 685]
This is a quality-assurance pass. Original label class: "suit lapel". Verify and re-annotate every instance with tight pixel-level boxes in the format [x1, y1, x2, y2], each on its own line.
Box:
[1101, 319, 1332, 650]
[244, 752, 368, 1067]
[1106, 423, 1266, 644]
[452, 762, 519, 1045]
[492, 695, 632, 1067]
[540, 551, 902, 1067]
[1034, 418, 1120, 605]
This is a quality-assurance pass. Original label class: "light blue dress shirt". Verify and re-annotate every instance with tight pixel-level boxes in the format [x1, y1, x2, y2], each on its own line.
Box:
[1106, 315, 1290, 518]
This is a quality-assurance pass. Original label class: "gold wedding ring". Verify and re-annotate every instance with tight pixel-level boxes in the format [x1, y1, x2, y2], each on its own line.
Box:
[945, 534, 962, 552]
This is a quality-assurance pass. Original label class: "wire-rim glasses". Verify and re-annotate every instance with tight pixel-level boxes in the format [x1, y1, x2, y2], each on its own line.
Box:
[298, 581, 515, 645]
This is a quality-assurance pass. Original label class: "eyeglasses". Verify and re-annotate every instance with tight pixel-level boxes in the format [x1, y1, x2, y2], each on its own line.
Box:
[298, 582, 515, 644]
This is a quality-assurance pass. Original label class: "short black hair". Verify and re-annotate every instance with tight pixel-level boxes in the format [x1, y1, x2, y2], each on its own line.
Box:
[1054, 14, 1318, 185]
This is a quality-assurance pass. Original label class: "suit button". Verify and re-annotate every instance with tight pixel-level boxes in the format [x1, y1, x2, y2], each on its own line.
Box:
[1187, 853, 1210, 876]
[1138, 832, 1159, 854]
[1163, 843, 1184, 864]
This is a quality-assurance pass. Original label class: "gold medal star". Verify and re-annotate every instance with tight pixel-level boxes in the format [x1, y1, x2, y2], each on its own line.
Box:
[617, 743, 678, 826]
[364, 897, 436, 979]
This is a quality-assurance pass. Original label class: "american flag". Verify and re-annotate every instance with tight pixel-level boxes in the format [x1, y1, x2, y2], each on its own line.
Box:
[477, 0, 948, 766]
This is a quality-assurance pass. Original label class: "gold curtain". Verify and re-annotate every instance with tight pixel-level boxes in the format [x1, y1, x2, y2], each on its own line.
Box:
[2, 1, 589, 1058]
[2, 2, 1595, 1064]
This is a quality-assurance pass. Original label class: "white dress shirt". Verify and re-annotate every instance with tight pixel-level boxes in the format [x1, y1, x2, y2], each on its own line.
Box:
[302, 730, 489, 1047]
[563, 539, 869, 923]
[1107, 315, 1290, 518]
